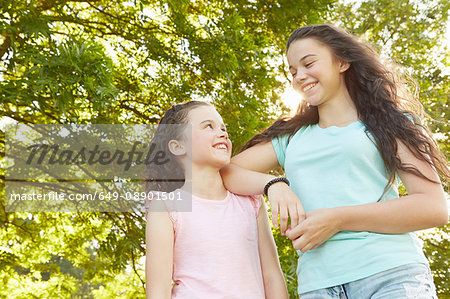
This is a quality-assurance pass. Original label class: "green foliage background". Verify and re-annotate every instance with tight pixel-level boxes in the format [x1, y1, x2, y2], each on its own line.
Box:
[1, 0, 448, 298]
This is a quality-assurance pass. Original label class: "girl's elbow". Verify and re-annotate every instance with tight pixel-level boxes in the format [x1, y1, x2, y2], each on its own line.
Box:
[429, 192, 449, 227]
[436, 194, 449, 226]
[263, 278, 288, 299]
[219, 164, 233, 179]
[430, 201, 448, 227]
[262, 268, 287, 289]
[435, 210, 449, 227]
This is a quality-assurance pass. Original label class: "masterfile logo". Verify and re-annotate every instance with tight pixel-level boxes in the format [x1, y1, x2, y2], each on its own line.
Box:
[5, 124, 192, 212]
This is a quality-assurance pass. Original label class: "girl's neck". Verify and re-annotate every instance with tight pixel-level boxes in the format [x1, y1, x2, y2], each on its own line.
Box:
[182, 165, 228, 200]
[317, 85, 358, 128]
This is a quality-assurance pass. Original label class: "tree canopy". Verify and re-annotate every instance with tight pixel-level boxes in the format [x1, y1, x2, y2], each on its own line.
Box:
[1, 0, 449, 297]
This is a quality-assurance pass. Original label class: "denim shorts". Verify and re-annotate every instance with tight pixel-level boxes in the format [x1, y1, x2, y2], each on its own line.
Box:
[299, 263, 437, 299]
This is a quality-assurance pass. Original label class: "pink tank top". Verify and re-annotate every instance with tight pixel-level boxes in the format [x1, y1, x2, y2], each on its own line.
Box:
[168, 189, 265, 299]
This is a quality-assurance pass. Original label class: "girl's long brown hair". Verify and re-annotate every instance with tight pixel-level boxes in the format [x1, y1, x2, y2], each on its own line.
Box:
[243, 24, 449, 191]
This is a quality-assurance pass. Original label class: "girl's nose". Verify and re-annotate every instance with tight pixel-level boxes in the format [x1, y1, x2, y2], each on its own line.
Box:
[294, 71, 307, 83]
[292, 72, 307, 92]
[218, 130, 228, 139]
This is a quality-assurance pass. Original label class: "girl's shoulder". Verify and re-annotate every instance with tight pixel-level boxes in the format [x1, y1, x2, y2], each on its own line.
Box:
[275, 124, 311, 142]
[228, 192, 263, 217]
[145, 189, 189, 217]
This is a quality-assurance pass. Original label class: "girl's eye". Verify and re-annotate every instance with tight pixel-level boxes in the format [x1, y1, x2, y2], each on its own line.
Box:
[305, 61, 315, 68]
[206, 124, 213, 129]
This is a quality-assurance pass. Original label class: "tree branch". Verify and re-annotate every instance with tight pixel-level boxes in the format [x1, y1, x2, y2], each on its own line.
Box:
[0, 34, 12, 60]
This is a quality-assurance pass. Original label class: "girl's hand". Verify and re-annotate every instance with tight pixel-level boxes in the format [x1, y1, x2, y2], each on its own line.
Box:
[285, 208, 341, 253]
[267, 182, 306, 234]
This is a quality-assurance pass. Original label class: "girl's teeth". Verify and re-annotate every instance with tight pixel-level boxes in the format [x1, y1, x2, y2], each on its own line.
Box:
[304, 83, 316, 91]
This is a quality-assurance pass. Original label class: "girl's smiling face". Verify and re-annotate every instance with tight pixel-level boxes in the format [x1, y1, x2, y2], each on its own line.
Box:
[184, 105, 232, 169]
[287, 37, 349, 107]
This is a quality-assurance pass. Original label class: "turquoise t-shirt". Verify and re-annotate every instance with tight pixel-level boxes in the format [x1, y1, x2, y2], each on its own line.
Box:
[272, 120, 428, 294]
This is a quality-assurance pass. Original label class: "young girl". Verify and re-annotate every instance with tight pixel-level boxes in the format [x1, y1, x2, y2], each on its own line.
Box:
[221, 24, 449, 298]
[145, 101, 288, 298]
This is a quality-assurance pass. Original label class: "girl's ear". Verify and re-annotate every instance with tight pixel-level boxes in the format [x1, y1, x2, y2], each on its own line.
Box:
[339, 60, 350, 73]
[168, 140, 186, 156]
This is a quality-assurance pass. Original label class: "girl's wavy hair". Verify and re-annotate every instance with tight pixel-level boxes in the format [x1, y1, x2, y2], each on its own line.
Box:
[243, 24, 449, 194]
[144, 101, 212, 193]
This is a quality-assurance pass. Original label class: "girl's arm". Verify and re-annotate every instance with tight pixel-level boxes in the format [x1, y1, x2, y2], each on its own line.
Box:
[256, 198, 289, 299]
[145, 210, 174, 299]
[287, 140, 448, 252]
[221, 142, 305, 233]
[337, 140, 448, 231]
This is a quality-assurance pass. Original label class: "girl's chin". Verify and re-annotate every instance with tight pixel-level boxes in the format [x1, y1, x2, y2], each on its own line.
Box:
[304, 97, 320, 106]
[194, 158, 230, 170]
[216, 159, 231, 169]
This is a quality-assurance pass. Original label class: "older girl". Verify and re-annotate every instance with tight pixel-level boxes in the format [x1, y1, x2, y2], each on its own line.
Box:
[222, 25, 448, 298]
